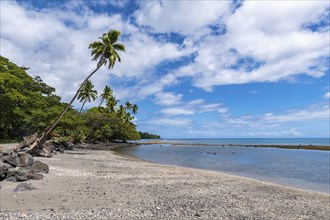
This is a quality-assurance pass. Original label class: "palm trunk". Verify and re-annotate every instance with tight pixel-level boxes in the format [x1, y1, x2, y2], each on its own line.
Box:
[27, 64, 103, 155]
[79, 100, 87, 115]
[85, 100, 104, 142]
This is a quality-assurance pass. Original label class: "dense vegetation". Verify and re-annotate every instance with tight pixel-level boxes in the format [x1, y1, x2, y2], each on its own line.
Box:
[0, 56, 140, 143]
[139, 132, 161, 139]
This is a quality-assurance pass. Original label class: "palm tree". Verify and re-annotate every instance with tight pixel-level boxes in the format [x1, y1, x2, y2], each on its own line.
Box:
[78, 80, 97, 114]
[125, 101, 133, 111]
[106, 96, 119, 113]
[86, 85, 113, 141]
[117, 105, 125, 118]
[131, 104, 138, 115]
[26, 30, 125, 155]
[99, 85, 113, 107]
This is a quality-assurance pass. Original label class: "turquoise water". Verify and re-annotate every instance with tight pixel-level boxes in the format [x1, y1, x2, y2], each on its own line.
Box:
[117, 141, 330, 193]
[143, 138, 330, 146]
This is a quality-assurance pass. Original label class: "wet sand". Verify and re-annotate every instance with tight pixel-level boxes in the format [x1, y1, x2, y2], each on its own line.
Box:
[0, 144, 329, 219]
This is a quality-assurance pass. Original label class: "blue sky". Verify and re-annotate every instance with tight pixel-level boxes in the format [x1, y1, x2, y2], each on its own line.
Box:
[1, 0, 329, 138]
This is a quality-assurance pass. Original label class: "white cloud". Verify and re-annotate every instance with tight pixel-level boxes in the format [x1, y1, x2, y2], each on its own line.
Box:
[158, 99, 228, 117]
[198, 103, 223, 113]
[247, 128, 303, 137]
[173, 1, 329, 91]
[149, 118, 192, 126]
[218, 108, 229, 114]
[226, 106, 329, 128]
[324, 92, 330, 99]
[154, 92, 183, 106]
[0, 1, 192, 105]
[134, 0, 230, 35]
[262, 108, 329, 123]
[160, 108, 194, 116]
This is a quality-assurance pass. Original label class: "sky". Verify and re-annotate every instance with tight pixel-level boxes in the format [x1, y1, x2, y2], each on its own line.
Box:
[1, 0, 329, 138]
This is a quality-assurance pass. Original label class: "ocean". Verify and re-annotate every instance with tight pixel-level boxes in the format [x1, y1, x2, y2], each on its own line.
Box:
[140, 138, 330, 146]
[116, 138, 330, 193]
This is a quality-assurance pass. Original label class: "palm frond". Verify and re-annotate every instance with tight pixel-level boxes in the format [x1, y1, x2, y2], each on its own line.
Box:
[113, 44, 125, 52]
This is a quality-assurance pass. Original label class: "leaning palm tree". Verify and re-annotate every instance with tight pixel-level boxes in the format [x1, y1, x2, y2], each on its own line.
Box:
[25, 30, 125, 156]
[78, 80, 97, 114]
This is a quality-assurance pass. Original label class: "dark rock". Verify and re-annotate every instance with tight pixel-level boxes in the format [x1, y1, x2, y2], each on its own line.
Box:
[0, 152, 9, 162]
[66, 142, 74, 150]
[43, 141, 56, 153]
[17, 152, 34, 167]
[1, 161, 12, 169]
[30, 161, 49, 174]
[4, 152, 17, 166]
[15, 183, 36, 191]
[37, 147, 52, 157]
[27, 173, 44, 180]
[4, 152, 34, 167]
[0, 161, 9, 181]
[6, 167, 29, 182]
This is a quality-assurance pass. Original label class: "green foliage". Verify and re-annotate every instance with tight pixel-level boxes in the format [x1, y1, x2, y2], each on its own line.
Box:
[0, 56, 62, 139]
[89, 30, 125, 69]
[78, 80, 97, 114]
[0, 56, 140, 143]
[139, 132, 161, 139]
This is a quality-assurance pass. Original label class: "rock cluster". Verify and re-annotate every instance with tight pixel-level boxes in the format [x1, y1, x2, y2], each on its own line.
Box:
[0, 140, 73, 182]
[0, 151, 49, 182]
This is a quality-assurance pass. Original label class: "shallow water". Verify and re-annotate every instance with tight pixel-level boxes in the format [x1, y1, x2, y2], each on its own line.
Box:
[139, 138, 330, 146]
[116, 144, 330, 194]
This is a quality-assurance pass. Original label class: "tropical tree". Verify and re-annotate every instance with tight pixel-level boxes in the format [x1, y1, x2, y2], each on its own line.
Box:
[131, 104, 138, 114]
[25, 30, 125, 155]
[106, 95, 119, 113]
[78, 80, 97, 114]
[99, 85, 112, 107]
[85, 85, 113, 141]
[125, 101, 133, 111]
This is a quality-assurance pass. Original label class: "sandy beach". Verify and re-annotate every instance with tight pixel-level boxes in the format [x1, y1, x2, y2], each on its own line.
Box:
[0, 143, 329, 219]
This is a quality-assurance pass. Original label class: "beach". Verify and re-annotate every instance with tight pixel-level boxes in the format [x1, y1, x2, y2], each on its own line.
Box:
[0, 144, 329, 219]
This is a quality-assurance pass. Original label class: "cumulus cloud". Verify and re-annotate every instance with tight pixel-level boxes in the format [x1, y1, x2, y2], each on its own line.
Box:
[0, 1, 192, 105]
[149, 118, 192, 126]
[1, 1, 329, 138]
[226, 106, 329, 128]
[134, 0, 230, 35]
[154, 92, 183, 106]
[247, 128, 303, 137]
[160, 108, 194, 116]
[158, 99, 228, 117]
[172, 1, 329, 91]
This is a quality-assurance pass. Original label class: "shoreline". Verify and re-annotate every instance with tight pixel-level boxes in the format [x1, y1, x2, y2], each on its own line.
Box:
[1, 144, 329, 219]
[138, 141, 330, 151]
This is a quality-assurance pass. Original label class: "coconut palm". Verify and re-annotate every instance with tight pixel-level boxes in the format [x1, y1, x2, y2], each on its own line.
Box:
[106, 96, 119, 114]
[78, 80, 97, 114]
[86, 85, 113, 141]
[27, 30, 125, 155]
[99, 85, 113, 107]
[125, 102, 133, 111]
[131, 104, 138, 115]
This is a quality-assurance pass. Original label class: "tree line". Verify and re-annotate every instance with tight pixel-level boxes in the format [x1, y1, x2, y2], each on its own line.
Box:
[1, 30, 160, 152]
[0, 55, 156, 143]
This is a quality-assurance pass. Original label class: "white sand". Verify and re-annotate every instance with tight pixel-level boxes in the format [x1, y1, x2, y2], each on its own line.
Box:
[0, 146, 329, 219]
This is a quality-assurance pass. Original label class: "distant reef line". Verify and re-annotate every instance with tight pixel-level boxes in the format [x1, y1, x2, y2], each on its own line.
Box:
[137, 141, 330, 151]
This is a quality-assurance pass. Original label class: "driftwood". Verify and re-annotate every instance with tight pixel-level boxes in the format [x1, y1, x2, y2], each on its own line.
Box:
[16, 133, 38, 151]
[15, 130, 52, 157]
